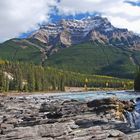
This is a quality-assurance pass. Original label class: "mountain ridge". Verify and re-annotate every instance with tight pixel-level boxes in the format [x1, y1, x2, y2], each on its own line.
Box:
[0, 16, 140, 78]
[30, 16, 140, 50]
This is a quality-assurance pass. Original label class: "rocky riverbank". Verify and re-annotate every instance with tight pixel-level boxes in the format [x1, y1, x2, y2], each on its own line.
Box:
[0, 95, 140, 140]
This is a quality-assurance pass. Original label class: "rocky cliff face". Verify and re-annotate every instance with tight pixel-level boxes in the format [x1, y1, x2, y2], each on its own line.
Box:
[30, 16, 140, 49]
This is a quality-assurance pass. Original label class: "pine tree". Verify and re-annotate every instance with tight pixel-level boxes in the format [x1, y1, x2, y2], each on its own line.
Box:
[134, 68, 140, 91]
[0, 70, 3, 92]
[27, 65, 35, 92]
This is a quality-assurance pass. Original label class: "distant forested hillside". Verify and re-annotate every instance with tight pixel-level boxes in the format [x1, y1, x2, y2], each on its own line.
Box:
[46, 42, 140, 79]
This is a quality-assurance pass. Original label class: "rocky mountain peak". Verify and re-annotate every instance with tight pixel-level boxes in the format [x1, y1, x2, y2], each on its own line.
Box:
[30, 16, 140, 49]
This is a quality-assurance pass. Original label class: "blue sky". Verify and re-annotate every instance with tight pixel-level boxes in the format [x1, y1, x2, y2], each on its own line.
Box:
[125, 0, 140, 6]
[20, 12, 100, 38]
[0, 0, 140, 42]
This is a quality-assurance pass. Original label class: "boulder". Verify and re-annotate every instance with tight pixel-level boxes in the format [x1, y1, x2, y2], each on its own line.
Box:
[39, 101, 61, 113]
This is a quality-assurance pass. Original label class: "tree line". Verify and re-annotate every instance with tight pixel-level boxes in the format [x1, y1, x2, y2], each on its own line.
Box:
[0, 61, 133, 92]
[134, 68, 140, 91]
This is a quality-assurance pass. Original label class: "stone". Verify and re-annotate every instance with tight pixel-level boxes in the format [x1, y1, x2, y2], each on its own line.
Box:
[39, 102, 61, 113]
[0, 96, 138, 140]
[136, 97, 140, 102]
[38, 123, 72, 138]
[108, 129, 125, 137]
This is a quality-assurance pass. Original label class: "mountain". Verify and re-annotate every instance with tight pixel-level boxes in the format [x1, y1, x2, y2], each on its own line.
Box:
[0, 16, 140, 78]
[30, 16, 140, 50]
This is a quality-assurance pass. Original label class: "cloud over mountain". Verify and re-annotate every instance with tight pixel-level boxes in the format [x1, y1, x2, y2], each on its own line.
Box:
[0, 0, 140, 42]
[0, 0, 56, 42]
[57, 0, 140, 33]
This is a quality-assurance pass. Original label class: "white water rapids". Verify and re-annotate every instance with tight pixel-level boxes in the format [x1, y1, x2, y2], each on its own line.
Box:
[125, 99, 140, 130]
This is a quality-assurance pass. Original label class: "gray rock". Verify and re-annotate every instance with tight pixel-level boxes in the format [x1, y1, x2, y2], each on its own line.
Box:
[38, 123, 72, 137]
[0, 96, 139, 140]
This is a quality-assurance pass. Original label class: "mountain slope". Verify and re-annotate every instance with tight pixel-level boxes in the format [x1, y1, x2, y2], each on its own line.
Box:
[0, 38, 47, 64]
[45, 42, 139, 78]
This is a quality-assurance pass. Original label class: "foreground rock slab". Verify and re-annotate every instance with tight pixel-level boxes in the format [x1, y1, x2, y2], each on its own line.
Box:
[0, 95, 139, 140]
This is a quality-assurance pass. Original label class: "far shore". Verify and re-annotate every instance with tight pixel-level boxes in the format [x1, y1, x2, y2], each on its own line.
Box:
[0, 87, 137, 97]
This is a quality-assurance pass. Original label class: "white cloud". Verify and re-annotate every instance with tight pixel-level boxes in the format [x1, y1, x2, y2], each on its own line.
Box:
[0, 0, 140, 42]
[0, 0, 56, 42]
[57, 0, 140, 33]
